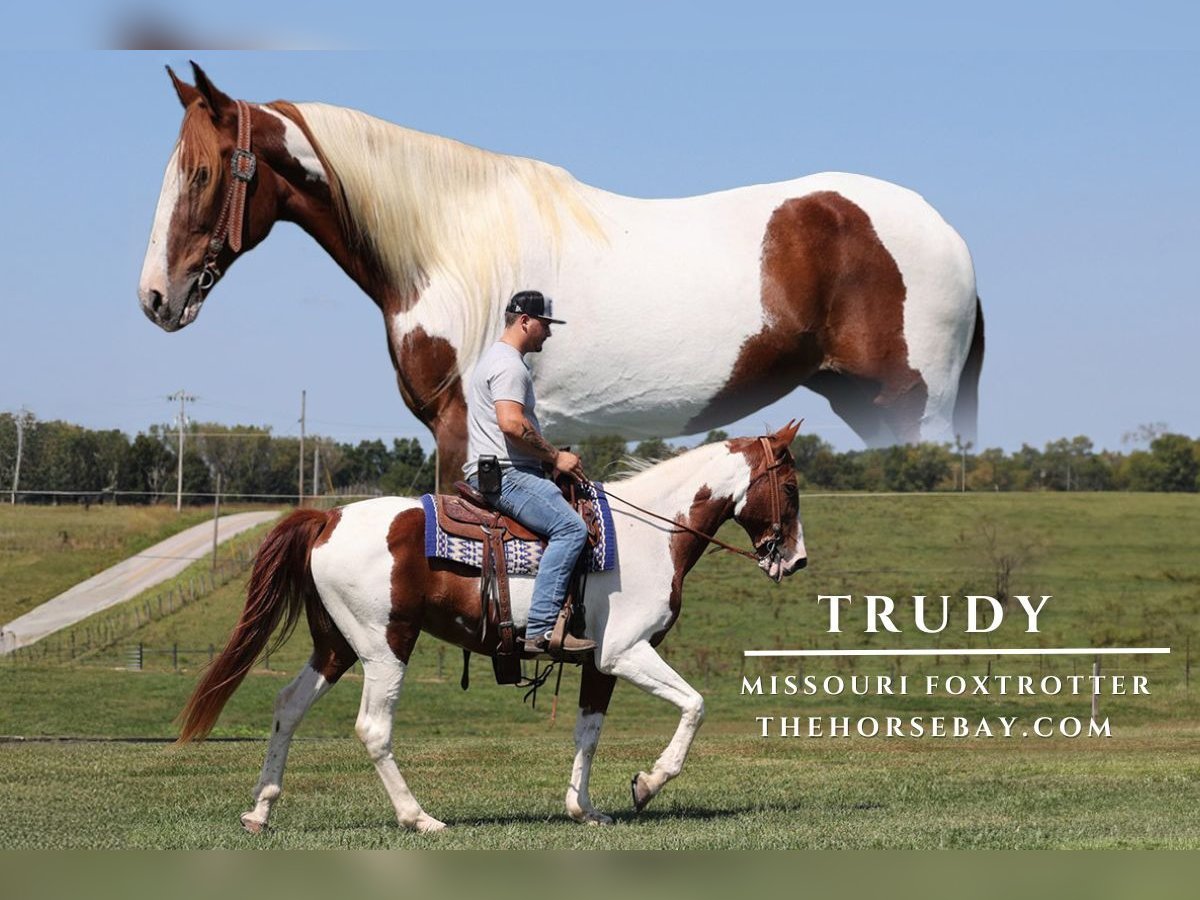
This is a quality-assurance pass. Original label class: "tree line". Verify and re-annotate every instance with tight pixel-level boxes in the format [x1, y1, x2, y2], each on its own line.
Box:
[1, 413, 1196, 504]
[0, 415, 435, 504]
[615, 429, 1200, 493]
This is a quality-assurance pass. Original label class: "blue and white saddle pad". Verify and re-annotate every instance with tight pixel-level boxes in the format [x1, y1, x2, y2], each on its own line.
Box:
[420, 482, 618, 576]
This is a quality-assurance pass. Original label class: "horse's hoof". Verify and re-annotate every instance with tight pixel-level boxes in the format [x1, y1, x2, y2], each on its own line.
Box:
[570, 805, 614, 825]
[239, 813, 268, 835]
[630, 772, 654, 813]
[415, 814, 447, 833]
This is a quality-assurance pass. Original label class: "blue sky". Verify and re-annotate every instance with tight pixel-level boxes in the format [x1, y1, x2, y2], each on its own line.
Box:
[1, 7, 1197, 453]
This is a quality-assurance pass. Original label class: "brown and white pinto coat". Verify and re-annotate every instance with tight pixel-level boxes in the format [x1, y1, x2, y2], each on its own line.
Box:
[177, 423, 806, 831]
[139, 65, 983, 486]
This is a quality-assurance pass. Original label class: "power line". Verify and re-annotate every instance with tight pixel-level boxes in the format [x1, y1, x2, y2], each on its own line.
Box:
[163, 432, 300, 439]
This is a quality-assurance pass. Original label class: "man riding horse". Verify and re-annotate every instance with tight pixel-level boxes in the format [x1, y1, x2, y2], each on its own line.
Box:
[464, 290, 597, 659]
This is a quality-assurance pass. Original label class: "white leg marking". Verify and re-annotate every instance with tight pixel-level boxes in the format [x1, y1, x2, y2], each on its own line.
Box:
[355, 657, 446, 833]
[610, 641, 706, 810]
[565, 710, 612, 825]
[241, 663, 332, 833]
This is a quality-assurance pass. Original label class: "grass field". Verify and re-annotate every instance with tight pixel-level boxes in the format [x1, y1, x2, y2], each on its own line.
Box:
[0, 504, 223, 625]
[3, 726, 1198, 849]
[1, 492, 1198, 847]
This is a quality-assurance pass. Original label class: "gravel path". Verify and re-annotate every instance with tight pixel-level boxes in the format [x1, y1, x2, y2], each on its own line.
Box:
[0, 510, 280, 653]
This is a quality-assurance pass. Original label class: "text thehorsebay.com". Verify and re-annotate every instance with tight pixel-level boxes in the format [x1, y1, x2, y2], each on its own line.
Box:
[741, 594, 1164, 739]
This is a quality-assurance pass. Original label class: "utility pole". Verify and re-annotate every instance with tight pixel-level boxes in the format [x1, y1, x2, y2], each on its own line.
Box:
[211, 473, 222, 571]
[955, 434, 972, 492]
[10, 408, 28, 505]
[167, 390, 196, 511]
[298, 390, 306, 507]
[312, 444, 321, 497]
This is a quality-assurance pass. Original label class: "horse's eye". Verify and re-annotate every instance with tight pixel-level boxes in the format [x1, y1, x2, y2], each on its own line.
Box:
[783, 482, 798, 498]
[195, 167, 210, 187]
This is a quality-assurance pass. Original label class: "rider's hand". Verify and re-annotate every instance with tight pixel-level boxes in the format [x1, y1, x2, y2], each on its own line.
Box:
[553, 449, 586, 483]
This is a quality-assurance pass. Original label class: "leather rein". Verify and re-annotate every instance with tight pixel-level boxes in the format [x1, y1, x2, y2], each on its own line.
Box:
[599, 437, 790, 565]
[197, 99, 256, 294]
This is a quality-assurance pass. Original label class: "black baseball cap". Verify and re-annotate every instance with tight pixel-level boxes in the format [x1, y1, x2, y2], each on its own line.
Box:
[506, 290, 565, 324]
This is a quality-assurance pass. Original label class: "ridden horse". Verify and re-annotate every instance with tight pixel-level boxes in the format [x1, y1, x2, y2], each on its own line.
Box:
[138, 64, 984, 486]
[177, 423, 807, 831]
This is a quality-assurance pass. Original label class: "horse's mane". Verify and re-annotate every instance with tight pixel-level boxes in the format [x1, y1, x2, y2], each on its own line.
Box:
[290, 102, 607, 365]
[607, 454, 659, 480]
[177, 104, 224, 212]
[606, 435, 785, 501]
[606, 441, 733, 491]
[268, 100, 356, 246]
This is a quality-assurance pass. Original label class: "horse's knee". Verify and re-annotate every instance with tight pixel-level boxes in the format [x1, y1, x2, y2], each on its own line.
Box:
[273, 693, 304, 733]
[355, 715, 392, 761]
[683, 695, 706, 727]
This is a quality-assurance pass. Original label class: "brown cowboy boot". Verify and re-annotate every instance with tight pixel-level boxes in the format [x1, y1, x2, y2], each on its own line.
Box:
[522, 630, 553, 654]
[554, 633, 597, 654]
[547, 607, 596, 659]
[523, 629, 597, 659]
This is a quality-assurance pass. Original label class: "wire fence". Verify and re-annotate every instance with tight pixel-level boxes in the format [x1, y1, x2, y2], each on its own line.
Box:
[6, 488, 387, 502]
[3, 543, 258, 668]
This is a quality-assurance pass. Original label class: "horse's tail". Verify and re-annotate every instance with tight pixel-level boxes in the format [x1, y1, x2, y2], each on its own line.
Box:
[176, 509, 333, 743]
[952, 295, 985, 444]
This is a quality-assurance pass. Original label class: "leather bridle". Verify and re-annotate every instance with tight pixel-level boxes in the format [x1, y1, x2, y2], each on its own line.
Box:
[743, 435, 789, 567]
[197, 99, 256, 294]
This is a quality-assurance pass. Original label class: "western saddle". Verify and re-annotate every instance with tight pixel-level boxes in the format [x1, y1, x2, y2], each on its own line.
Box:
[434, 478, 599, 686]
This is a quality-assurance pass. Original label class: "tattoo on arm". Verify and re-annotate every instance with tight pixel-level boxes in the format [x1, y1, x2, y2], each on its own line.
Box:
[520, 422, 558, 463]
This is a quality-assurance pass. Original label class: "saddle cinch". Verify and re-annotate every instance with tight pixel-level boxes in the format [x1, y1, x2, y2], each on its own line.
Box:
[436, 477, 600, 687]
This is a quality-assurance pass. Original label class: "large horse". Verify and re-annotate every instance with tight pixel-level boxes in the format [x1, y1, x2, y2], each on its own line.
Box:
[138, 64, 984, 486]
[176, 423, 807, 831]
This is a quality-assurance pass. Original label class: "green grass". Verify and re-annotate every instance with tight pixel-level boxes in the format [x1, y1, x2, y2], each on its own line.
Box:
[17, 520, 285, 669]
[0, 503, 260, 625]
[1, 492, 1197, 847]
[2, 727, 1198, 848]
[20, 491, 1199, 679]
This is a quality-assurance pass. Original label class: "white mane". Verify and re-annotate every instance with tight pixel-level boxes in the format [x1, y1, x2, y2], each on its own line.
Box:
[606, 441, 750, 515]
[294, 102, 606, 364]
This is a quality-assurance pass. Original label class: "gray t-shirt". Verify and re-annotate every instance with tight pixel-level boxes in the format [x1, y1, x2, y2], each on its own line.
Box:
[463, 341, 543, 477]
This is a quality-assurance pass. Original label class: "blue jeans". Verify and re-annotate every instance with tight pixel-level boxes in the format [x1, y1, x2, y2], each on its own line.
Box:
[471, 466, 588, 638]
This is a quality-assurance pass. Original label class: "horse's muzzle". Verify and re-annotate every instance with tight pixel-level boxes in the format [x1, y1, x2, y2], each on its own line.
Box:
[761, 551, 807, 582]
[783, 554, 808, 574]
[138, 278, 205, 333]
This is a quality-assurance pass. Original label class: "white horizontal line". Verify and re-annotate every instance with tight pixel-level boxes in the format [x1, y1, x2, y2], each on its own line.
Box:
[744, 647, 1171, 657]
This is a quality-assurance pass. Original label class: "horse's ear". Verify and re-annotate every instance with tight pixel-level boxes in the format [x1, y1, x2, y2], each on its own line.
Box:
[189, 61, 234, 120]
[166, 65, 201, 109]
[772, 419, 803, 453]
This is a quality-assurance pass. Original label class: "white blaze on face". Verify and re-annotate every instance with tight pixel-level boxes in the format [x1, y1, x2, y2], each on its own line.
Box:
[763, 498, 808, 579]
[139, 145, 182, 306]
[785, 513, 808, 571]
